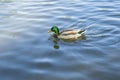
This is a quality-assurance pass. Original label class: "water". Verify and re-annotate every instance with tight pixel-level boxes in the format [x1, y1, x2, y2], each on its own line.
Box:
[0, 0, 120, 80]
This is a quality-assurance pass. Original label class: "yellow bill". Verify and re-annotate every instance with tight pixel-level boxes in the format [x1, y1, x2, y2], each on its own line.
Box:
[48, 30, 52, 33]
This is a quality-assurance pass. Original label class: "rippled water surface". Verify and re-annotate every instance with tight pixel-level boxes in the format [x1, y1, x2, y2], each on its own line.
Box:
[0, 0, 120, 80]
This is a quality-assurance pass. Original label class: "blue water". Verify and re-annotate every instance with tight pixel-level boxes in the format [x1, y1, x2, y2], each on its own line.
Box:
[0, 0, 120, 80]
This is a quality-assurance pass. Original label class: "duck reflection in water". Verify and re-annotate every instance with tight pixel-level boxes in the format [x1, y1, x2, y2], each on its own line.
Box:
[49, 33, 86, 49]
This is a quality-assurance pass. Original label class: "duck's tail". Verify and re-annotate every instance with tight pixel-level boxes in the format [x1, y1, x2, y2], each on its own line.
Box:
[78, 30, 85, 34]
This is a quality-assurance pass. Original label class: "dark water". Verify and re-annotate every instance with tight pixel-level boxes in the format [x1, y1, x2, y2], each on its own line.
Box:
[0, 0, 120, 80]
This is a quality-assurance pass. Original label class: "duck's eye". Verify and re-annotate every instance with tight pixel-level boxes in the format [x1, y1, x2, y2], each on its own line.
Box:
[52, 28, 56, 31]
[51, 27, 54, 31]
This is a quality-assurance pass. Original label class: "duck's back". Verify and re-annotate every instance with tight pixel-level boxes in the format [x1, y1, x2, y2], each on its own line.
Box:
[58, 29, 85, 40]
[60, 30, 80, 35]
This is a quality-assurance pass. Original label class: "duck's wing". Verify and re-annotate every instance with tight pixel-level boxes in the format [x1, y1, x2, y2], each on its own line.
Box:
[60, 30, 79, 35]
[60, 29, 85, 35]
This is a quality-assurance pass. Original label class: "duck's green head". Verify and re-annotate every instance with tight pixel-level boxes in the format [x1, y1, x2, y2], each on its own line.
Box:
[49, 26, 59, 35]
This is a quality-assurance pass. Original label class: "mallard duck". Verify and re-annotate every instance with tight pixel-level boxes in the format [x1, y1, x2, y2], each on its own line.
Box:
[48, 26, 85, 40]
